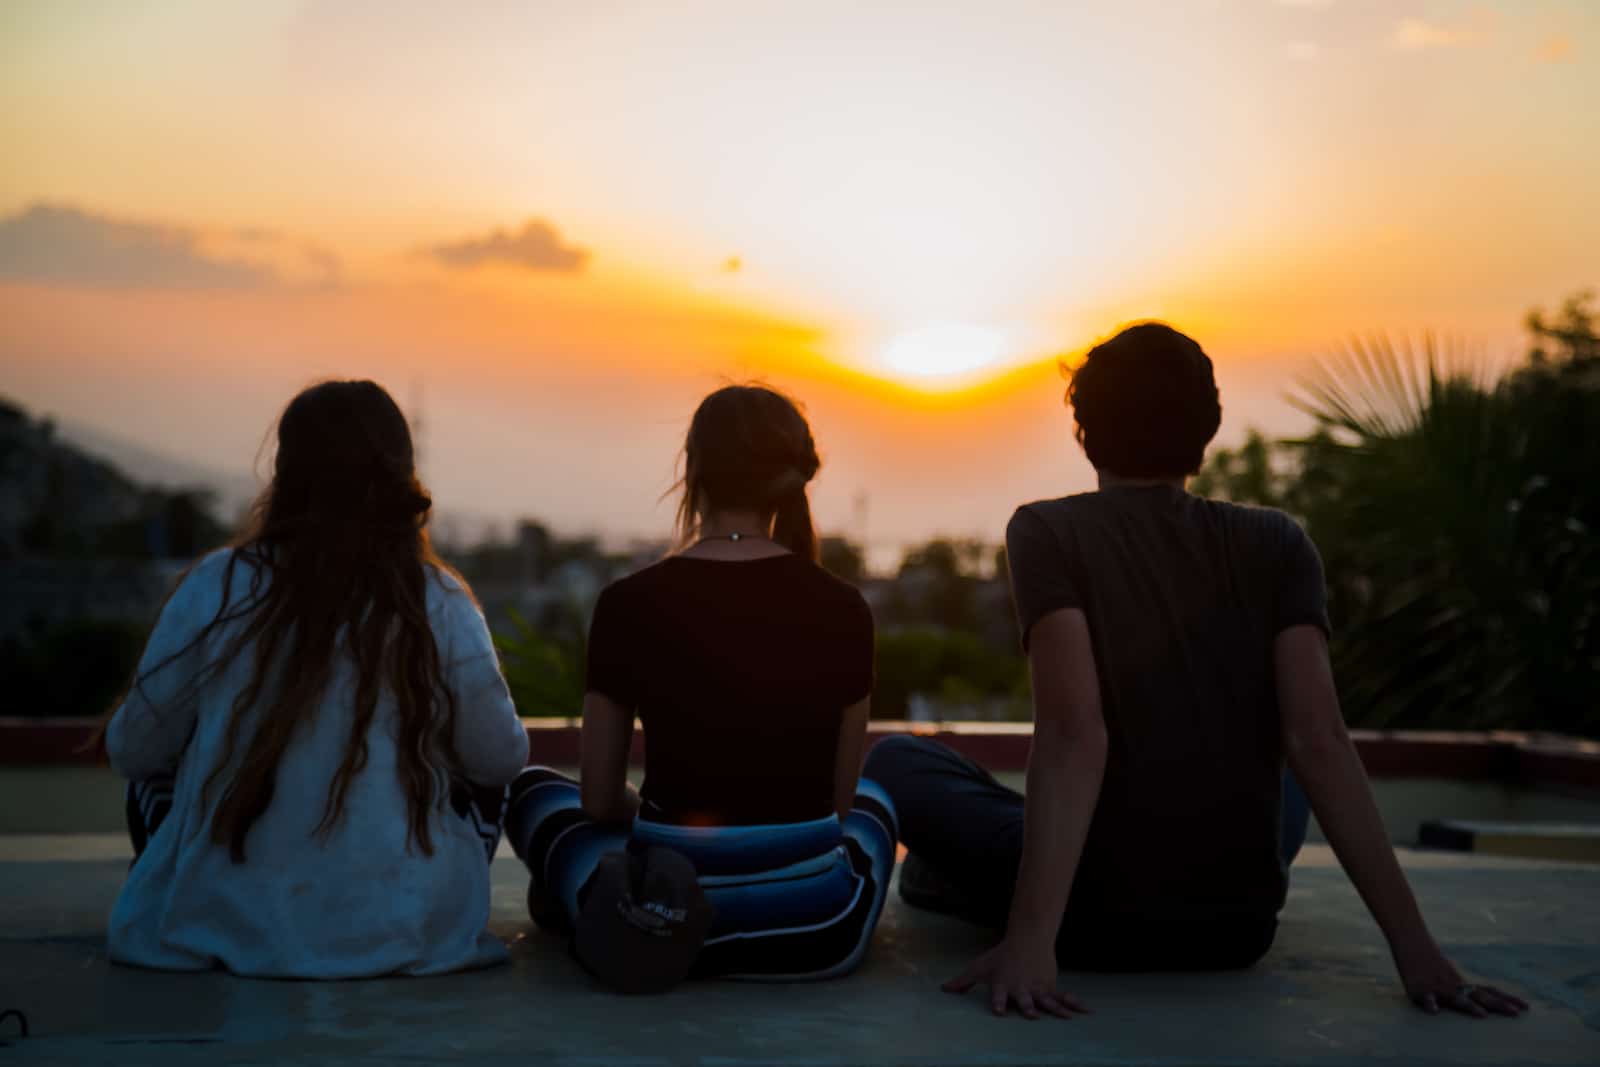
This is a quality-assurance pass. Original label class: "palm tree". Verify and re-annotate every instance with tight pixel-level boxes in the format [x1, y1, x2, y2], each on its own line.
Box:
[1284, 326, 1600, 736]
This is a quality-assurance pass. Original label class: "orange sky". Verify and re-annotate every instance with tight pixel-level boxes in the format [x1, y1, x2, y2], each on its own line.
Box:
[1, 1, 1595, 550]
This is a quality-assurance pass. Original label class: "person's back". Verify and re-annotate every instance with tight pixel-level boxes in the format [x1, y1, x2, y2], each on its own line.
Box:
[1008, 486, 1325, 923]
[109, 553, 524, 976]
[104, 380, 527, 978]
[587, 551, 872, 827]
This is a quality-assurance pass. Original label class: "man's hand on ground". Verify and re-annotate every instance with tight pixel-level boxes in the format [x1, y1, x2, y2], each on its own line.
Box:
[942, 937, 1090, 1020]
[1394, 939, 1529, 1018]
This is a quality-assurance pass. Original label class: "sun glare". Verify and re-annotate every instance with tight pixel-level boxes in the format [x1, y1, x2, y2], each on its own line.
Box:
[880, 323, 1008, 384]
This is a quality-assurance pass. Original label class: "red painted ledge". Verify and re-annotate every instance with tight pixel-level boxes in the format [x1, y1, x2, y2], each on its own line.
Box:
[3, 717, 1597, 791]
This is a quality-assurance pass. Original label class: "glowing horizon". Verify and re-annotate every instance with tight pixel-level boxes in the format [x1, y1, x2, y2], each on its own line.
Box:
[2, 1, 1595, 544]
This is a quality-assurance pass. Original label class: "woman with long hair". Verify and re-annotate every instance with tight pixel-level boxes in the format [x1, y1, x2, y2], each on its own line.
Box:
[507, 384, 897, 985]
[104, 380, 527, 978]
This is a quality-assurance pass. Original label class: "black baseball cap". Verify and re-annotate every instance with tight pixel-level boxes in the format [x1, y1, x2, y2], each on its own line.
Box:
[573, 841, 714, 994]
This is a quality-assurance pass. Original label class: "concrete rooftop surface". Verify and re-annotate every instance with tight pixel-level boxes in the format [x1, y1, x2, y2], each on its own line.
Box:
[1, 838, 1597, 1066]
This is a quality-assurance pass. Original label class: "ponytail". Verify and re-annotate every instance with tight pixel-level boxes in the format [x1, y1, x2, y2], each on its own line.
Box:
[771, 485, 818, 562]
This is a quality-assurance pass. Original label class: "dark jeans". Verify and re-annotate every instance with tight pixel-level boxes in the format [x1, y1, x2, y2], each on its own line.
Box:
[863, 735, 1308, 972]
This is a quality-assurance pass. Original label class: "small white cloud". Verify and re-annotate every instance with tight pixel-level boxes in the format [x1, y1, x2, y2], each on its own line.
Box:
[1387, 17, 1484, 51]
[1285, 40, 1322, 61]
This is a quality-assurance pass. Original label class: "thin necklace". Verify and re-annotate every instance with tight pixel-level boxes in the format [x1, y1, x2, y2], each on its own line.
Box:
[695, 531, 773, 544]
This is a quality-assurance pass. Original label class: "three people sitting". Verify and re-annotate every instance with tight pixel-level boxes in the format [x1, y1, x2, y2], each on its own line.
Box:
[101, 326, 1526, 1019]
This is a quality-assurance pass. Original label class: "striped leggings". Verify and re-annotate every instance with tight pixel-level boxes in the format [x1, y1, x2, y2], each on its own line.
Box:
[506, 767, 899, 981]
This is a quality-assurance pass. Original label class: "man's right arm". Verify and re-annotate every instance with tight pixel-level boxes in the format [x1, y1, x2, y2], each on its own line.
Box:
[941, 508, 1102, 1019]
[1275, 625, 1527, 1018]
[942, 606, 1105, 1019]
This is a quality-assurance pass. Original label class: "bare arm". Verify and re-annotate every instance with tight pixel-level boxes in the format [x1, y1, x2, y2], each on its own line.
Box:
[1007, 608, 1108, 947]
[579, 690, 639, 823]
[1277, 627, 1426, 946]
[944, 607, 1106, 1020]
[832, 697, 870, 821]
[1276, 625, 1526, 1018]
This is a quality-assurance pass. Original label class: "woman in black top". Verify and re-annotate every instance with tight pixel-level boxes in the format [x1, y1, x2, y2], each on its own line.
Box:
[507, 385, 898, 982]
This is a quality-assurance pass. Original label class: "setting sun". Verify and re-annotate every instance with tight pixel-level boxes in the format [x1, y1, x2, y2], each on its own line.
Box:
[880, 323, 1009, 384]
[1, 0, 1593, 545]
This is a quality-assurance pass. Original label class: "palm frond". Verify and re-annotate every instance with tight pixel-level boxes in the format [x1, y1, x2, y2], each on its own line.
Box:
[1290, 333, 1493, 441]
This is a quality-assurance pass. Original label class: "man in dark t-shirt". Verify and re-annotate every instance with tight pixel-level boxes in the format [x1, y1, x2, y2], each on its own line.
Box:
[1004, 485, 1324, 927]
[864, 323, 1527, 1022]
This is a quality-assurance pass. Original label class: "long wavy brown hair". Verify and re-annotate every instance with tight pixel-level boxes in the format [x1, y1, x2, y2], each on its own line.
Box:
[114, 380, 462, 862]
[674, 384, 821, 561]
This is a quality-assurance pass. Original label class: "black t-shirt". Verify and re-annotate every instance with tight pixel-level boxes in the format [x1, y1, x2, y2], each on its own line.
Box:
[585, 554, 874, 826]
[1006, 485, 1330, 922]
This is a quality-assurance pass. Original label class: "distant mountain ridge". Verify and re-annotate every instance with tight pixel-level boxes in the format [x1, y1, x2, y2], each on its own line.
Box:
[2, 398, 644, 552]
[0, 396, 231, 559]
[56, 420, 261, 521]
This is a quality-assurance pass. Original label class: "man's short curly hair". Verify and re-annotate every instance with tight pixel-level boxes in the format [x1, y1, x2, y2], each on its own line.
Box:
[1066, 322, 1221, 478]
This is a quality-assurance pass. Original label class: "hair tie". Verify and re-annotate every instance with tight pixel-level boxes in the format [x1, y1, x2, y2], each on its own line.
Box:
[765, 468, 809, 501]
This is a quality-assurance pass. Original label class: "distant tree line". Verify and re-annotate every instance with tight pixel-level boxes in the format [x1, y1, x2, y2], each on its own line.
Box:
[6, 292, 1595, 738]
[864, 538, 1027, 721]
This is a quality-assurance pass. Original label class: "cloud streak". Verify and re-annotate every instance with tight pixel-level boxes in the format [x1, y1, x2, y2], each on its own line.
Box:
[0, 203, 277, 288]
[1387, 17, 1485, 51]
[0, 204, 348, 290]
[421, 219, 589, 274]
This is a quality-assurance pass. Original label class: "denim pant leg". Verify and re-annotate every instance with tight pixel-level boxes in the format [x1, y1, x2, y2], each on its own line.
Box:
[1281, 769, 1311, 866]
[861, 735, 1024, 928]
[866, 735, 1312, 907]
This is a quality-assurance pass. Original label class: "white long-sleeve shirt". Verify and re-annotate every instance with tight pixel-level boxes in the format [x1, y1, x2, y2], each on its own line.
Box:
[105, 548, 528, 978]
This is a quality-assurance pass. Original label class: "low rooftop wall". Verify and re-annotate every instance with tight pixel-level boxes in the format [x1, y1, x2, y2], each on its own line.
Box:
[4, 717, 1597, 791]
